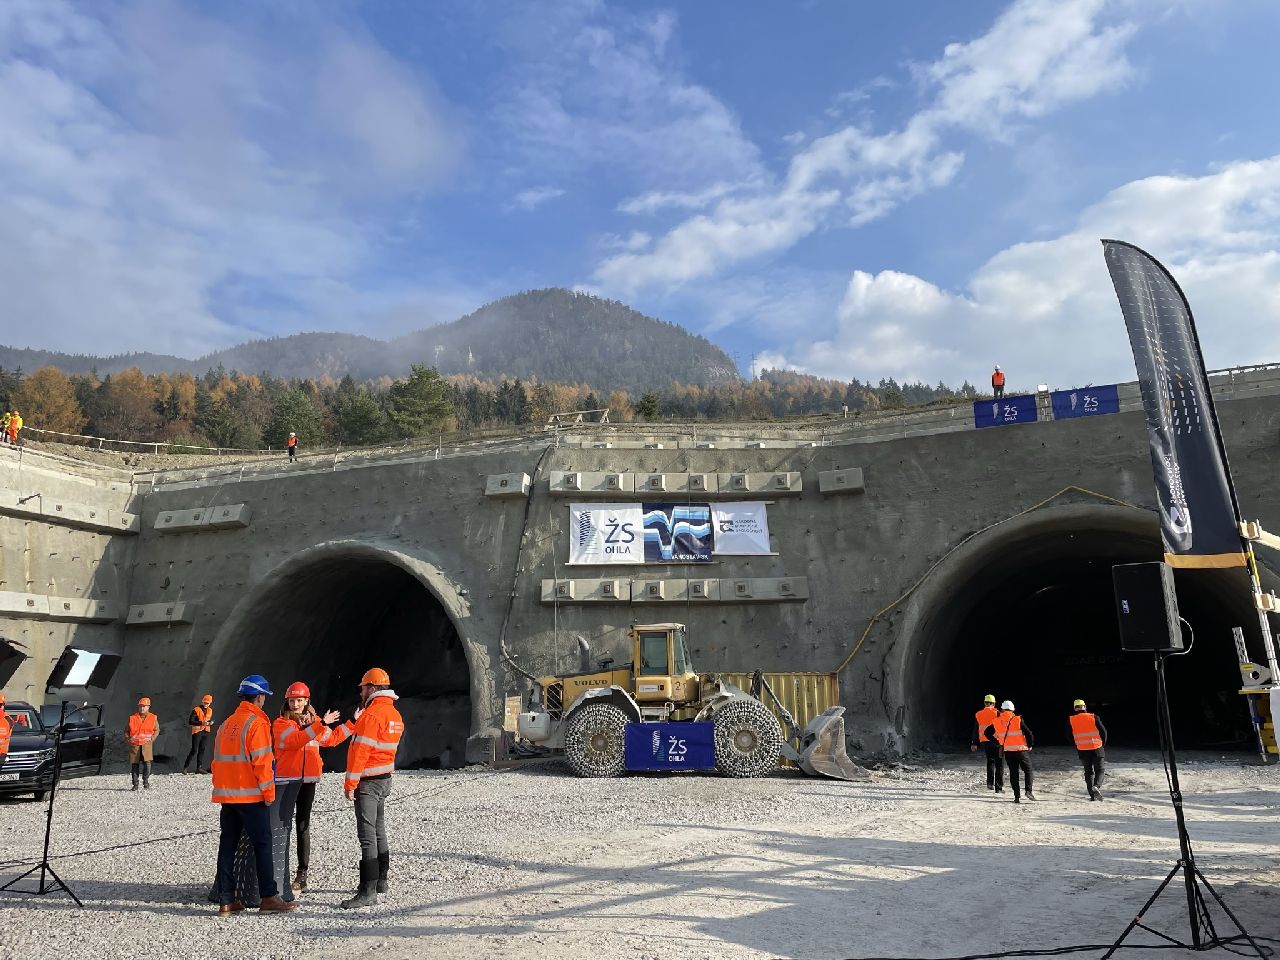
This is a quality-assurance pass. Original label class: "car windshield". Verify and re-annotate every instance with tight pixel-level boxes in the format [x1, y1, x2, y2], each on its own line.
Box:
[5, 708, 40, 730]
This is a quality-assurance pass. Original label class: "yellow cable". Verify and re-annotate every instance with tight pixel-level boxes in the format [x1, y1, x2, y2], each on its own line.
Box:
[833, 485, 1141, 673]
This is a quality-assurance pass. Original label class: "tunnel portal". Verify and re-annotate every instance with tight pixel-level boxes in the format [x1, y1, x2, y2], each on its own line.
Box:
[907, 511, 1259, 751]
[210, 547, 472, 769]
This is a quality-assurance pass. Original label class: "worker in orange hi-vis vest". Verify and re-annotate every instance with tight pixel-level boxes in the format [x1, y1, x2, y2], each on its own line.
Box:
[125, 697, 160, 791]
[210, 674, 297, 914]
[1069, 699, 1108, 801]
[970, 694, 1003, 793]
[991, 365, 1006, 398]
[286, 432, 298, 462]
[270, 682, 341, 898]
[184, 694, 215, 774]
[985, 700, 1036, 804]
[0, 693, 12, 761]
[8, 409, 22, 445]
[339, 667, 404, 909]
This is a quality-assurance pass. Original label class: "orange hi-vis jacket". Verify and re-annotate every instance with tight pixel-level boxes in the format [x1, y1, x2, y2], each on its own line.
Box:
[1070, 712, 1103, 750]
[127, 713, 159, 745]
[995, 712, 1028, 751]
[189, 705, 213, 736]
[992, 370, 1006, 388]
[975, 705, 998, 743]
[0, 713, 11, 755]
[272, 716, 352, 783]
[211, 701, 275, 805]
[345, 691, 403, 792]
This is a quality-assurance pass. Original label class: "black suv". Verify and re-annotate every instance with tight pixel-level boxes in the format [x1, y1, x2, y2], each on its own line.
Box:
[1, 702, 106, 800]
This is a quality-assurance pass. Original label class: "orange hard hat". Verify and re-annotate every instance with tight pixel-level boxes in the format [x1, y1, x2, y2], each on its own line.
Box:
[285, 682, 311, 700]
[201, 694, 213, 704]
[0, 692, 6, 704]
[359, 667, 390, 686]
[137, 697, 151, 706]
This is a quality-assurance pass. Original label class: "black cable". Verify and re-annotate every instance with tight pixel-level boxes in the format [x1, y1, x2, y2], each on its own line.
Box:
[838, 935, 1278, 960]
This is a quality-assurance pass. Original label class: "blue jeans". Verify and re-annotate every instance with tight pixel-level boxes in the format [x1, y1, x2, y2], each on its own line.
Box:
[217, 803, 277, 903]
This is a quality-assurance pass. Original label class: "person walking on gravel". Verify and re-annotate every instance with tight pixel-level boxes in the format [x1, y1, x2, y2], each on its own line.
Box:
[340, 667, 403, 909]
[985, 700, 1036, 803]
[183, 694, 215, 774]
[211, 674, 297, 914]
[1069, 699, 1107, 801]
[126, 697, 159, 791]
[970, 694, 1002, 792]
[272, 682, 343, 896]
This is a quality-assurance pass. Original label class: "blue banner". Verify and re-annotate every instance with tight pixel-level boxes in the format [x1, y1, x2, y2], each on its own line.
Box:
[974, 395, 1038, 429]
[643, 503, 713, 563]
[1050, 384, 1120, 420]
[623, 722, 717, 771]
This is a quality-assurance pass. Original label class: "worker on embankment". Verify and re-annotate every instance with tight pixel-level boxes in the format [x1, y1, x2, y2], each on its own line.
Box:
[1, 411, 9, 445]
[340, 667, 403, 909]
[272, 682, 341, 898]
[126, 697, 159, 791]
[211, 674, 296, 914]
[991, 365, 1005, 398]
[286, 432, 297, 462]
[183, 694, 214, 775]
[985, 700, 1035, 803]
[1069, 699, 1108, 801]
[8, 409, 21, 446]
[970, 693, 1002, 792]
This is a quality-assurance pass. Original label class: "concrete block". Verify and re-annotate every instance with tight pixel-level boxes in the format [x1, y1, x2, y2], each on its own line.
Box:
[638, 473, 669, 493]
[548, 471, 636, 496]
[818, 467, 866, 495]
[687, 473, 712, 494]
[46, 597, 117, 623]
[155, 508, 209, 533]
[127, 602, 198, 625]
[485, 473, 531, 499]
[686, 578, 720, 601]
[632, 579, 671, 602]
[727, 577, 809, 602]
[0, 488, 138, 534]
[540, 579, 632, 603]
[43, 500, 92, 526]
[716, 472, 803, 496]
[0, 591, 50, 620]
[109, 510, 141, 534]
[202, 503, 253, 529]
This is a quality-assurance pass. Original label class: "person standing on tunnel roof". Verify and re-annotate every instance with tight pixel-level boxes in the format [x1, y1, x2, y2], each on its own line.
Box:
[1, 411, 9, 444]
[272, 681, 343, 896]
[1069, 699, 1108, 801]
[340, 667, 404, 909]
[991, 365, 1005, 398]
[126, 697, 159, 792]
[286, 432, 297, 462]
[970, 694, 1003, 793]
[985, 700, 1035, 804]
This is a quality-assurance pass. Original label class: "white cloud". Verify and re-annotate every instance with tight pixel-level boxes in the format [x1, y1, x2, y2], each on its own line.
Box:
[617, 181, 743, 216]
[594, 0, 1141, 294]
[510, 186, 566, 212]
[0, 0, 467, 356]
[765, 156, 1280, 387]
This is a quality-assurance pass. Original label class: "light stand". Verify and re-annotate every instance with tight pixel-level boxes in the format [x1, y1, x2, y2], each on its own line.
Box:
[0, 699, 82, 906]
[1102, 652, 1262, 958]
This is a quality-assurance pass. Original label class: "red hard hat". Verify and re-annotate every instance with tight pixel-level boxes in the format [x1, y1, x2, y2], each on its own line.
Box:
[359, 667, 390, 686]
[285, 682, 310, 700]
[137, 697, 151, 706]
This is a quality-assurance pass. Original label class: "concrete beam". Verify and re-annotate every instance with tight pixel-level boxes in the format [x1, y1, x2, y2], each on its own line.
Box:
[0, 488, 139, 535]
[154, 504, 252, 534]
[484, 473, 531, 499]
[127, 601, 198, 625]
[0, 592, 118, 623]
[818, 467, 866, 495]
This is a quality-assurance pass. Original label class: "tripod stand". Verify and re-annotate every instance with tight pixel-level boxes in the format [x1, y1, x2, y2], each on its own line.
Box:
[1102, 653, 1259, 958]
[0, 700, 83, 907]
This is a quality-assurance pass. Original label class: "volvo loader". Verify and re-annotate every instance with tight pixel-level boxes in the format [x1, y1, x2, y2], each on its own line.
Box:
[516, 623, 865, 780]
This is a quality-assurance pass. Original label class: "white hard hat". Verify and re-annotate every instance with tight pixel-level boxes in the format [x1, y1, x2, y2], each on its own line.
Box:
[289, 432, 296, 436]
[1000, 700, 1015, 711]
[994, 364, 1001, 370]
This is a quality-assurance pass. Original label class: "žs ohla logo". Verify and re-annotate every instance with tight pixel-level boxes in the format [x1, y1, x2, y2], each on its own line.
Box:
[575, 511, 595, 549]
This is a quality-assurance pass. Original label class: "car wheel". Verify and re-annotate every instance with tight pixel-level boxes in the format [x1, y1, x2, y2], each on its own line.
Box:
[32, 791, 46, 801]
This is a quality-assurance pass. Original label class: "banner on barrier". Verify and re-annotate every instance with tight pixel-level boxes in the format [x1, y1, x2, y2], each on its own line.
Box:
[711, 502, 772, 555]
[643, 503, 713, 563]
[1050, 384, 1120, 420]
[974, 395, 1037, 428]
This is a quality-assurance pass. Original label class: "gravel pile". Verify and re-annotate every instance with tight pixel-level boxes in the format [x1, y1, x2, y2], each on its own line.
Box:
[0, 756, 1276, 960]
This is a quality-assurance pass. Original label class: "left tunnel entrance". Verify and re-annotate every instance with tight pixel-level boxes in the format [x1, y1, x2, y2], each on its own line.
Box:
[209, 549, 471, 769]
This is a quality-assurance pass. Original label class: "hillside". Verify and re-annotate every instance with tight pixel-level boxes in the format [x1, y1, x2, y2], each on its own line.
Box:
[0, 289, 740, 393]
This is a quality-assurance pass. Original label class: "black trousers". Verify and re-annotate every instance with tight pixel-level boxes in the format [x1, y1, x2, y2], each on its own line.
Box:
[993, 386, 1005, 398]
[216, 803, 276, 903]
[184, 732, 208, 772]
[982, 742, 1003, 789]
[354, 776, 392, 862]
[1078, 749, 1105, 793]
[295, 782, 316, 871]
[1005, 751, 1033, 798]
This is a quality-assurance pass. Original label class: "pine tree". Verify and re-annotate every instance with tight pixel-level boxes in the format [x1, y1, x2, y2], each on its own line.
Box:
[386, 364, 454, 437]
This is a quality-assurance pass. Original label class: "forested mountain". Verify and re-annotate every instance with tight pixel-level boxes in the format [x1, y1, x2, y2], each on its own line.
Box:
[0, 289, 740, 394]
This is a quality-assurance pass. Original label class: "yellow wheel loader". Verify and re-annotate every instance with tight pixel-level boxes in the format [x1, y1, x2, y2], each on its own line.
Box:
[515, 623, 866, 780]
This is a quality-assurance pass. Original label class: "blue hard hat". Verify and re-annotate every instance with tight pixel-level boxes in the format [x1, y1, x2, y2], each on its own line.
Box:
[238, 674, 273, 696]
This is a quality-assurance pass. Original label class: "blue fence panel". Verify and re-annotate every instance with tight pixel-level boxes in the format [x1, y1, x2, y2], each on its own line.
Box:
[974, 395, 1038, 429]
[623, 722, 717, 771]
[1050, 384, 1120, 420]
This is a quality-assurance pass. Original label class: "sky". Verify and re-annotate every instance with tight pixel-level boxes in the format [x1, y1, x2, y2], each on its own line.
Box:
[3, 0, 1280, 390]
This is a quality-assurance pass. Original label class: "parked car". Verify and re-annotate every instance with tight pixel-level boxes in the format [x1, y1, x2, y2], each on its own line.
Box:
[0, 701, 106, 800]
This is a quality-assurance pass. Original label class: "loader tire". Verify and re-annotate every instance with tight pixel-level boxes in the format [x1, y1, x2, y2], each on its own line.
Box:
[713, 698, 782, 778]
[564, 703, 628, 778]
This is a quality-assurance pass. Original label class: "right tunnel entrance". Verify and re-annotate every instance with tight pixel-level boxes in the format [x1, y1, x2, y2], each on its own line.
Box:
[907, 507, 1261, 751]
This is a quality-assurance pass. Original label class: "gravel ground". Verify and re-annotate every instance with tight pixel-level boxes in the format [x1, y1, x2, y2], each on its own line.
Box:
[0, 753, 1276, 960]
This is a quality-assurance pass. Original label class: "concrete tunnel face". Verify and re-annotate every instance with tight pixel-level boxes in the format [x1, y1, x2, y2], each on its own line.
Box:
[903, 509, 1260, 751]
[209, 547, 472, 769]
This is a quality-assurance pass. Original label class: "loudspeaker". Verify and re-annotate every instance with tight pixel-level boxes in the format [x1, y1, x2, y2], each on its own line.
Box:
[1113, 562, 1184, 652]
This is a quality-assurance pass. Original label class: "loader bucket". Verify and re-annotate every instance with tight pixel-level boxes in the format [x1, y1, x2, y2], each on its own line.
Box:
[798, 707, 870, 781]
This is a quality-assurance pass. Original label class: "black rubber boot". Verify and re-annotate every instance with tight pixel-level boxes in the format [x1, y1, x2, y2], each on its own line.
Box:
[376, 851, 389, 894]
[340, 859, 379, 909]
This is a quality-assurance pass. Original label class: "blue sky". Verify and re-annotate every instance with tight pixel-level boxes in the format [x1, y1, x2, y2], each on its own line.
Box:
[3, 0, 1280, 389]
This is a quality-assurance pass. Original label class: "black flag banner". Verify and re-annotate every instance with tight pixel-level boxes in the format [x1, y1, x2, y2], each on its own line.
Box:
[1102, 240, 1245, 568]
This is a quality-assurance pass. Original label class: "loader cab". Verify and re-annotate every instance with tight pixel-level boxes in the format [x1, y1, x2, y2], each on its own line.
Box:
[631, 623, 697, 704]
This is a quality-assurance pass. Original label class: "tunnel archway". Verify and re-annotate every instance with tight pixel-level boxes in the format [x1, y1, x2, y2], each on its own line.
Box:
[895, 504, 1262, 751]
[201, 541, 477, 769]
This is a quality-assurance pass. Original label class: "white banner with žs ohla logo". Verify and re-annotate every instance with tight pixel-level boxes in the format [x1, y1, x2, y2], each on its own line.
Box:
[711, 501, 772, 555]
[568, 503, 645, 564]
